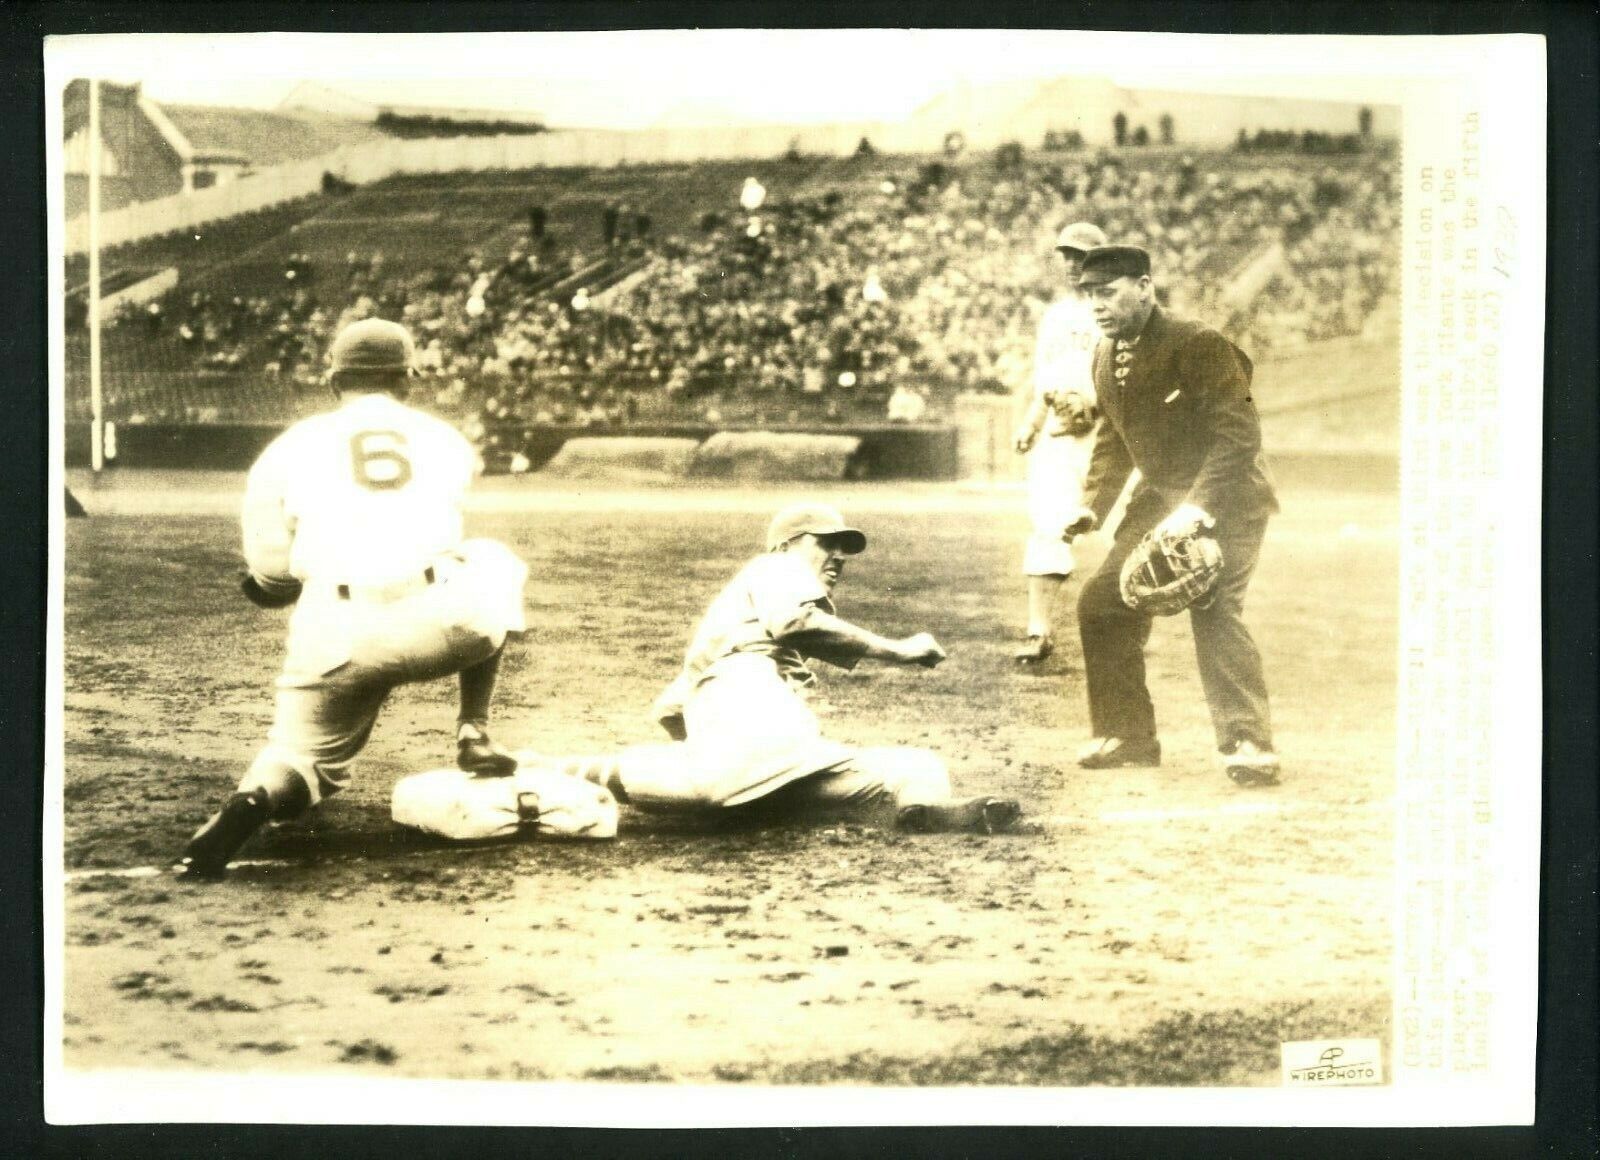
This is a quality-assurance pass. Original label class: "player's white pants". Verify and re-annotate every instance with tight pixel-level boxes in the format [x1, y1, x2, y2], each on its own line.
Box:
[615, 741, 952, 815]
[243, 539, 528, 807]
[615, 656, 952, 813]
[1024, 432, 1091, 577]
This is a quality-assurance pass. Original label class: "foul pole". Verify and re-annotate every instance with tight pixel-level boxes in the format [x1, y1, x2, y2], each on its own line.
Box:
[87, 78, 103, 472]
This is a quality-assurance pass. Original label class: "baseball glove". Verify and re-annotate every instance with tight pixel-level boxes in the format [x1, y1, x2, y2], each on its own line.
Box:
[1056, 392, 1097, 438]
[240, 572, 302, 609]
[1119, 526, 1224, 616]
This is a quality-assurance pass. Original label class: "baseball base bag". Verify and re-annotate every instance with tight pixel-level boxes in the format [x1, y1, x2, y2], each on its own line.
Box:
[392, 759, 619, 842]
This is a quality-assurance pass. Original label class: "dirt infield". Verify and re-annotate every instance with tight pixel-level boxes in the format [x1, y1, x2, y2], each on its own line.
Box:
[58, 475, 1396, 1086]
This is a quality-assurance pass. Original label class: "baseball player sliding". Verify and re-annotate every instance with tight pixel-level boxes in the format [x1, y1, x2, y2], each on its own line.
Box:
[1011, 222, 1107, 664]
[547, 503, 1022, 834]
[176, 318, 531, 880]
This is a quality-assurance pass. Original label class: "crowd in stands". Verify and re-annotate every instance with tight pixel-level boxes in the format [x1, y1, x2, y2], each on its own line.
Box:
[473, 148, 1399, 419]
[75, 143, 1399, 436]
[1235, 128, 1372, 155]
[83, 237, 592, 422]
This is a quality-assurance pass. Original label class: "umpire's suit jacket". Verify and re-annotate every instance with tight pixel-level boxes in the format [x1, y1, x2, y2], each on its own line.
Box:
[1082, 305, 1278, 530]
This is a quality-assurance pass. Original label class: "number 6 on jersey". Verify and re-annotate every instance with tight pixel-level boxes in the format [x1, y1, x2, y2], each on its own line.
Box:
[350, 429, 413, 490]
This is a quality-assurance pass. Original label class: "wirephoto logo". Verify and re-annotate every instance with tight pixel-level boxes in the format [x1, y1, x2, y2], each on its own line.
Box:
[1281, 1039, 1385, 1087]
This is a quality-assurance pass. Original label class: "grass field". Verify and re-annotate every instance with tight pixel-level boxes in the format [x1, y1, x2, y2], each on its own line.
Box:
[58, 475, 1397, 1086]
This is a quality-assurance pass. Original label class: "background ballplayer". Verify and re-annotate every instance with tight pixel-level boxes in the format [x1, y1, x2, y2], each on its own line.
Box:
[177, 318, 530, 879]
[1011, 221, 1107, 664]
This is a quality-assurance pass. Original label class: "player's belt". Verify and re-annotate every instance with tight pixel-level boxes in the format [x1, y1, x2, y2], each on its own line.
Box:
[335, 566, 436, 602]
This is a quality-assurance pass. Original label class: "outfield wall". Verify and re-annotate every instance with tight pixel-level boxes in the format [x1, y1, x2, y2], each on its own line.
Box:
[62, 420, 1394, 491]
[63, 421, 961, 480]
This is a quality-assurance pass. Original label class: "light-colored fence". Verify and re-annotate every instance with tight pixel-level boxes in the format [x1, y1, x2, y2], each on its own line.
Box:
[94, 266, 178, 322]
[65, 119, 932, 254]
[64, 157, 327, 253]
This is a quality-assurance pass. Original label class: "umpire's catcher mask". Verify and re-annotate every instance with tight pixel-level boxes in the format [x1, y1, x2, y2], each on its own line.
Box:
[1119, 526, 1225, 616]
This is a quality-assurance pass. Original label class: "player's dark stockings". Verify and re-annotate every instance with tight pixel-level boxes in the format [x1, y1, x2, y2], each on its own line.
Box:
[457, 645, 504, 725]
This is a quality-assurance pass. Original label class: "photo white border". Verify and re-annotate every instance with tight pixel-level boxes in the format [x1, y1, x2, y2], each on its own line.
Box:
[42, 28, 1546, 1128]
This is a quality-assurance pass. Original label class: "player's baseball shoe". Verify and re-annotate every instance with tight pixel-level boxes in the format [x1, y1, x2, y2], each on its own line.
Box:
[457, 722, 518, 777]
[1013, 634, 1054, 664]
[896, 796, 1022, 835]
[1076, 736, 1162, 769]
[1222, 740, 1281, 787]
[175, 790, 271, 881]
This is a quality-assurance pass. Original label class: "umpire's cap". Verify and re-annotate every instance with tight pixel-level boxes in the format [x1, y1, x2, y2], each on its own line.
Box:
[766, 503, 867, 554]
[329, 317, 416, 375]
[1078, 245, 1152, 287]
[1055, 221, 1107, 253]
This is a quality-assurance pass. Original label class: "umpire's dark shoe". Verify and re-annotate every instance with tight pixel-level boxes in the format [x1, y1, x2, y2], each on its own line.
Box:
[457, 722, 518, 777]
[1077, 736, 1162, 769]
[896, 796, 1022, 835]
[175, 790, 271, 881]
[1222, 740, 1281, 788]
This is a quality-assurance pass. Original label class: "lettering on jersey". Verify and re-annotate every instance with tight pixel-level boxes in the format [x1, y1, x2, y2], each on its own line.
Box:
[349, 429, 413, 491]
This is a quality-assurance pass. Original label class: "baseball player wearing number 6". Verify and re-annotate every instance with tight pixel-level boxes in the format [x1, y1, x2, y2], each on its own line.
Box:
[177, 318, 530, 879]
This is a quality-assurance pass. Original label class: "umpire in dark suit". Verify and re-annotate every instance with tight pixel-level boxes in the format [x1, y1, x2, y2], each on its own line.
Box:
[1064, 246, 1282, 786]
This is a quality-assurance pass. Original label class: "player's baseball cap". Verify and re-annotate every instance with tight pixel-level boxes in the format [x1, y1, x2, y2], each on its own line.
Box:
[329, 318, 416, 375]
[766, 503, 867, 554]
[1078, 245, 1153, 287]
[1055, 222, 1107, 254]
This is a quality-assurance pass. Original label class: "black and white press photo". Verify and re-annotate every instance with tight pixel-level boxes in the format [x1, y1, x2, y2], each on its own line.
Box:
[42, 29, 1545, 1127]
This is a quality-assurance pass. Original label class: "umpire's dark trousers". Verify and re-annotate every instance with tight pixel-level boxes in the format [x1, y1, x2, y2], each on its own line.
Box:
[1077, 492, 1274, 751]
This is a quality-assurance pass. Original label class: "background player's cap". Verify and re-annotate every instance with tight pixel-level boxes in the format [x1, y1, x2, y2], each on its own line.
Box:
[1078, 245, 1153, 287]
[766, 503, 867, 554]
[329, 318, 416, 374]
[1055, 221, 1107, 254]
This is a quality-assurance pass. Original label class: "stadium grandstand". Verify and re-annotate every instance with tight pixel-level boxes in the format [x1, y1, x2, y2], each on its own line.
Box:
[64, 84, 1399, 474]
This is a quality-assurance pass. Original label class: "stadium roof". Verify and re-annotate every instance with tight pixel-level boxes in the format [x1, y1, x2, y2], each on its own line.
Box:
[375, 102, 547, 124]
[160, 103, 385, 166]
[277, 81, 546, 126]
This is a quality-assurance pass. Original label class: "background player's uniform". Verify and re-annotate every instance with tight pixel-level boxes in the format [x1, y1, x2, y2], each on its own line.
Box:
[611, 552, 953, 812]
[242, 392, 528, 806]
[1024, 295, 1100, 577]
